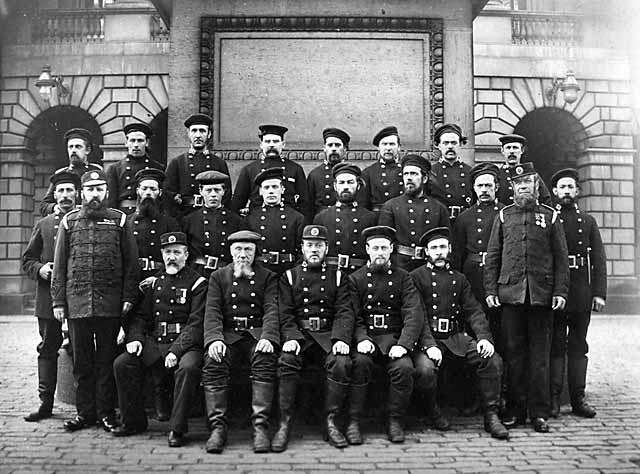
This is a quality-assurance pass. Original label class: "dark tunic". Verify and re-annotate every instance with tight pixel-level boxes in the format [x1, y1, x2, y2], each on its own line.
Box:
[430, 159, 474, 217]
[360, 158, 404, 211]
[126, 211, 180, 279]
[307, 162, 338, 218]
[106, 154, 164, 211]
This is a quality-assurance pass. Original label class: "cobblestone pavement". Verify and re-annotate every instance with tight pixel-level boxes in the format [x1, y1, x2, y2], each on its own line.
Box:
[1, 314, 639, 474]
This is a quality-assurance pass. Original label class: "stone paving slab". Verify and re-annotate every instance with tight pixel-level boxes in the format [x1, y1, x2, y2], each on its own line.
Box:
[1, 315, 639, 473]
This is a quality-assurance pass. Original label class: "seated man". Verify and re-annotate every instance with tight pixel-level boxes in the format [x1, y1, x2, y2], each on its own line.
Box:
[112, 232, 206, 448]
[411, 227, 508, 440]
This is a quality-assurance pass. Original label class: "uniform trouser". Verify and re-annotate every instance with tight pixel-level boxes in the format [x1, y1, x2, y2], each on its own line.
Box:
[277, 340, 351, 384]
[114, 350, 203, 433]
[68, 317, 120, 420]
[501, 304, 553, 419]
[36, 318, 63, 408]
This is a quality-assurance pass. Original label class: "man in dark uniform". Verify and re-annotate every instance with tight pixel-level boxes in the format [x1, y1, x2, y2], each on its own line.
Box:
[430, 123, 473, 221]
[182, 171, 243, 279]
[112, 232, 206, 447]
[165, 113, 232, 217]
[127, 168, 180, 282]
[361, 126, 404, 213]
[496, 134, 551, 206]
[484, 162, 569, 433]
[378, 154, 450, 272]
[231, 124, 309, 219]
[307, 127, 350, 219]
[347, 226, 423, 444]
[51, 169, 139, 432]
[314, 163, 377, 274]
[274, 225, 354, 451]
[40, 128, 102, 216]
[549, 168, 606, 419]
[202, 230, 280, 454]
[245, 167, 304, 275]
[106, 122, 164, 214]
[23, 171, 81, 422]
[412, 227, 509, 440]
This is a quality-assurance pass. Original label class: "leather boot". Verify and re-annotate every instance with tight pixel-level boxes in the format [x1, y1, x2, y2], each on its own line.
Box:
[345, 384, 367, 445]
[25, 358, 57, 422]
[387, 383, 411, 443]
[271, 376, 298, 453]
[478, 375, 509, 439]
[568, 357, 596, 418]
[550, 395, 561, 418]
[549, 354, 565, 418]
[424, 390, 450, 431]
[325, 378, 348, 448]
[485, 410, 509, 439]
[204, 386, 228, 454]
[251, 380, 274, 453]
[154, 387, 171, 422]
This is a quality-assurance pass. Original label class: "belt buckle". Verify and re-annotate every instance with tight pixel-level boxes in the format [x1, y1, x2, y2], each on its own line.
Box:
[194, 194, 203, 207]
[449, 206, 461, 219]
[159, 321, 168, 336]
[568, 255, 578, 269]
[268, 251, 280, 265]
[479, 252, 487, 267]
[234, 317, 248, 331]
[437, 318, 450, 333]
[413, 246, 425, 259]
[205, 255, 219, 270]
[373, 314, 386, 329]
[139, 257, 150, 271]
[337, 254, 350, 269]
[172, 323, 181, 334]
[309, 317, 321, 332]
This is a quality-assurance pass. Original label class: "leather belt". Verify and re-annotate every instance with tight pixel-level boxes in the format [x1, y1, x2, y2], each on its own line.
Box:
[194, 256, 225, 271]
[182, 195, 203, 208]
[466, 252, 487, 267]
[448, 205, 463, 219]
[139, 257, 163, 271]
[120, 199, 137, 209]
[156, 322, 181, 342]
[366, 313, 401, 333]
[326, 255, 366, 269]
[430, 318, 460, 339]
[256, 252, 295, 265]
[396, 244, 426, 259]
[232, 316, 261, 331]
[300, 317, 331, 332]
[568, 254, 586, 269]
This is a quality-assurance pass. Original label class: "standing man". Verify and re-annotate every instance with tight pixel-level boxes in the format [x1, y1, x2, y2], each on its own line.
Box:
[347, 226, 423, 444]
[314, 163, 377, 274]
[430, 123, 473, 221]
[307, 127, 350, 219]
[411, 227, 509, 440]
[182, 171, 243, 279]
[361, 126, 404, 213]
[245, 168, 304, 275]
[202, 231, 280, 454]
[378, 154, 450, 272]
[112, 232, 206, 447]
[484, 162, 569, 433]
[231, 124, 309, 219]
[51, 169, 139, 432]
[496, 134, 551, 206]
[549, 168, 606, 418]
[274, 225, 354, 451]
[40, 128, 102, 216]
[106, 122, 164, 214]
[23, 171, 81, 422]
[165, 113, 232, 217]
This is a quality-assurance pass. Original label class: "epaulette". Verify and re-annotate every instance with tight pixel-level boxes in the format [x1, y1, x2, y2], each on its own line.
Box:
[498, 203, 515, 223]
[192, 276, 206, 291]
[60, 208, 80, 230]
[540, 204, 558, 224]
[108, 208, 127, 227]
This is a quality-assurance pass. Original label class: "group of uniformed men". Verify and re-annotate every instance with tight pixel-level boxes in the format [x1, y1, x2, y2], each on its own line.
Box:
[22, 113, 607, 452]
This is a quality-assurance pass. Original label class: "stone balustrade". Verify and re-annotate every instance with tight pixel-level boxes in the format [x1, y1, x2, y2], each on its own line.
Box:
[511, 12, 582, 46]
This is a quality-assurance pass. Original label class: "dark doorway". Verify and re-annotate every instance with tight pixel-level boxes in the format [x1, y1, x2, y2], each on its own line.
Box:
[149, 108, 168, 166]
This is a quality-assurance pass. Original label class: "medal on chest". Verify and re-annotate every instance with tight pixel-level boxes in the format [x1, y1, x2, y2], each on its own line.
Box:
[535, 213, 546, 228]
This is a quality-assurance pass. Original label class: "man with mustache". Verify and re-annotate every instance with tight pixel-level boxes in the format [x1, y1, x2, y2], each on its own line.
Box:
[549, 168, 606, 419]
[23, 171, 80, 422]
[496, 134, 551, 206]
[112, 232, 206, 447]
[484, 162, 569, 433]
[106, 123, 164, 215]
[378, 154, 450, 272]
[273, 225, 353, 451]
[314, 163, 376, 274]
[346, 226, 423, 444]
[231, 124, 310, 220]
[202, 230, 280, 454]
[165, 114, 232, 217]
[40, 128, 102, 216]
[360, 126, 404, 213]
[430, 124, 474, 222]
[411, 227, 509, 440]
[51, 169, 139, 433]
[245, 167, 304, 275]
[182, 171, 243, 279]
[307, 128, 351, 219]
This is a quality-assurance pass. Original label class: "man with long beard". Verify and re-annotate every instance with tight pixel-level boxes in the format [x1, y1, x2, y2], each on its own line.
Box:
[23, 171, 80, 422]
[549, 168, 606, 419]
[314, 163, 376, 274]
[484, 162, 569, 433]
[378, 154, 450, 272]
[112, 232, 206, 448]
[273, 225, 353, 451]
[202, 231, 280, 454]
[361, 126, 404, 213]
[51, 169, 139, 432]
[307, 128, 351, 219]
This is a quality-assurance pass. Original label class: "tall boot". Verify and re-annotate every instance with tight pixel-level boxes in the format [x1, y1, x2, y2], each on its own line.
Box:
[271, 376, 298, 453]
[568, 357, 596, 418]
[204, 386, 228, 454]
[549, 355, 565, 418]
[424, 389, 450, 431]
[251, 380, 274, 453]
[154, 386, 172, 422]
[325, 378, 348, 448]
[25, 358, 57, 421]
[345, 384, 367, 445]
[478, 375, 509, 440]
[387, 383, 411, 443]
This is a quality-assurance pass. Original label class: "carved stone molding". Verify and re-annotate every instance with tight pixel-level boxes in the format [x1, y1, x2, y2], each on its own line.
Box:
[208, 149, 438, 162]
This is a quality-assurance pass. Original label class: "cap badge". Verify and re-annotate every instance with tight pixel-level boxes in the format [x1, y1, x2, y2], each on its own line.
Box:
[515, 166, 523, 175]
[90, 172, 99, 179]
[168, 235, 176, 243]
[310, 227, 319, 236]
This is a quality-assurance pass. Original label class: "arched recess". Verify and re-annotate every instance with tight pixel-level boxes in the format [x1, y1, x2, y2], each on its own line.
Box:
[149, 108, 168, 166]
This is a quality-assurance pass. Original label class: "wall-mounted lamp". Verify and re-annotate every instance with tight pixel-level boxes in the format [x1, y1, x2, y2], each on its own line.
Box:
[545, 70, 581, 105]
[35, 65, 70, 103]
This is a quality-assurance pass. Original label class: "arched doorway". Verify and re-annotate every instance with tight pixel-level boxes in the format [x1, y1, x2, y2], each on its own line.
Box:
[149, 108, 168, 166]
[514, 107, 588, 187]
